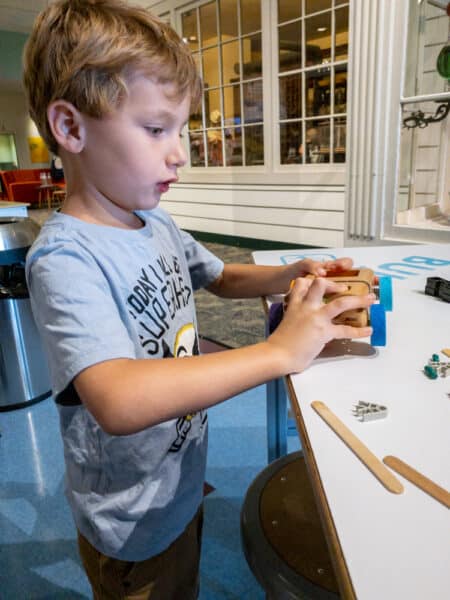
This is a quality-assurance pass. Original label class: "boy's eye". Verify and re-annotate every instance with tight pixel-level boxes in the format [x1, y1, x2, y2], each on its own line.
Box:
[146, 127, 163, 136]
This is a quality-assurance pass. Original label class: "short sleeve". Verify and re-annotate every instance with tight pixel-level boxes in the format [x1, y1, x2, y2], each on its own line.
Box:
[27, 240, 136, 396]
[179, 230, 224, 291]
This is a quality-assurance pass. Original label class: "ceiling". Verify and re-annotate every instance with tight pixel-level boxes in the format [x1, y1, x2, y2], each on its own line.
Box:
[0, 0, 152, 34]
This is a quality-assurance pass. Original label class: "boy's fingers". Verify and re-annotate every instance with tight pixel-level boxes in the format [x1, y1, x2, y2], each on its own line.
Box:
[333, 324, 373, 340]
[324, 293, 375, 320]
[323, 257, 353, 272]
[287, 277, 313, 303]
[322, 279, 350, 295]
[301, 277, 347, 305]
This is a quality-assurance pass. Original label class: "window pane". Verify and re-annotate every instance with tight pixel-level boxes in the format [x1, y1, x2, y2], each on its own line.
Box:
[203, 46, 220, 88]
[243, 80, 263, 123]
[192, 52, 202, 77]
[241, 0, 261, 35]
[280, 122, 302, 164]
[189, 102, 203, 130]
[220, 0, 238, 39]
[305, 68, 331, 116]
[207, 129, 223, 166]
[182, 0, 265, 169]
[312, 119, 331, 162]
[277, 1, 348, 166]
[189, 132, 205, 167]
[305, 0, 331, 15]
[242, 33, 262, 79]
[335, 69, 347, 113]
[278, 0, 302, 24]
[205, 88, 221, 126]
[244, 125, 264, 165]
[334, 117, 346, 162]
[335, 6, 349, 61]
[225, 126, 242, 165]
[200, 1, 217, 47]
[404, 0, 449, 97]
[222, 40, 240, 84]
[181, 9, 199, 52]
[303, 120, 330, 163]
[279, 74, 302, 119]
[279, 21, 302, 72]
[305, 12, 331, 66]
[223, 84, 241, 123]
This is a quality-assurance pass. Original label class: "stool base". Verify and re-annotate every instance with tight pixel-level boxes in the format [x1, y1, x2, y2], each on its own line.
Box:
[241, 451, 340, 599]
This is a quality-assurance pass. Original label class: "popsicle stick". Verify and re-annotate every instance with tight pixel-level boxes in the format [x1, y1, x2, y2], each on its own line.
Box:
[311, 401, 404, 494]
[383, 456, 450, 509]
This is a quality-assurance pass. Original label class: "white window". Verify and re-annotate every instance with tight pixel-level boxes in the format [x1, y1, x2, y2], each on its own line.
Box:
[396, 0, 450, 231]
[181, 0, 263, 167]
[277, 0, 349, 165]
[176, 0, 349, 170]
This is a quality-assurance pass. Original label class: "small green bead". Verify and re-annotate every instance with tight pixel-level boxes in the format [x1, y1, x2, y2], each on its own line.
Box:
[424, 365, 438, 379]
[432, 353, 440, 362]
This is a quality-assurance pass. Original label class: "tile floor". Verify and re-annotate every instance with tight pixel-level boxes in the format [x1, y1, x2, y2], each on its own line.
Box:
[1, 385, 300, 599]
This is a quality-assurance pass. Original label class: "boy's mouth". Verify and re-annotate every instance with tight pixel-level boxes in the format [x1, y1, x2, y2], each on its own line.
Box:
[157, 179, 177, 194]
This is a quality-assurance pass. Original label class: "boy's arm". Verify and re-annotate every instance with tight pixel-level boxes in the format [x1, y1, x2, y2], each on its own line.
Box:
[207, 257, 353, 298]
[74, 277, 374, 436]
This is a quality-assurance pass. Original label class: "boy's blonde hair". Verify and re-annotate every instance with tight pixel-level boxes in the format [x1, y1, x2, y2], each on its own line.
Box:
[23, 0, 202, 153]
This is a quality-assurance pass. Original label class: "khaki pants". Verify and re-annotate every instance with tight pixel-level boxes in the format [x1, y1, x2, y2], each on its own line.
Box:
[77, 508, 203, 600]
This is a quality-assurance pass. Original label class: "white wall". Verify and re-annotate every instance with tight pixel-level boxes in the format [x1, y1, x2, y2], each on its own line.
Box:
[160, 181, 345, 247]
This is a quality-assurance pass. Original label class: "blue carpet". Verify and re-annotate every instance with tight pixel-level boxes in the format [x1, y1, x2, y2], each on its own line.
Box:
[0, 387, 299, 599]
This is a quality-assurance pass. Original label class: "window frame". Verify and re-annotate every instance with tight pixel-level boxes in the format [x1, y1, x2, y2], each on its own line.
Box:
[149, 0, 347, 185]
[382, 0, 450, 244]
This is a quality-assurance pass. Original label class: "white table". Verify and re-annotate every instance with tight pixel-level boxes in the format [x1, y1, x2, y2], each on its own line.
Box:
[0, 200, 29, 217]
[254, 244, 450, 600]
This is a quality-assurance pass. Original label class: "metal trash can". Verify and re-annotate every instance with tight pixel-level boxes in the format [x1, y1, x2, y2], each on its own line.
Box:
[0, 217, 51, 410]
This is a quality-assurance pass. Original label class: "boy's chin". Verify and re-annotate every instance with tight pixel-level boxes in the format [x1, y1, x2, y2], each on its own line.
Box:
[132, 195, 161, 211]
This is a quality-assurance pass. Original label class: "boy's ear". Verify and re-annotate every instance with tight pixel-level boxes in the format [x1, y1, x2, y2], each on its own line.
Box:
[47, 100, 85, 153]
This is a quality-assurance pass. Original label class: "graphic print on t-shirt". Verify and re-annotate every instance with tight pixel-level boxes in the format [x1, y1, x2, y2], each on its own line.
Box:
[165, 322, 207, 452]
[126, 252, 193, 356]
[127, 255, 206, 452]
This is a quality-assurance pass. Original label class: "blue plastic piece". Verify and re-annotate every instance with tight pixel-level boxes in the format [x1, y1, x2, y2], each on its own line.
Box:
[378, 276, 393, 311]
[370, 303, 386, 346]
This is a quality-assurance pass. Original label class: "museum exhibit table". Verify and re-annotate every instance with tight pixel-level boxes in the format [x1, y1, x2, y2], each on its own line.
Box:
[253, 243, 450, 600]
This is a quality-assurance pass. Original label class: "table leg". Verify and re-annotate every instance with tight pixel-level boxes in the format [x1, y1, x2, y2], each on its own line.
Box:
[266, 377, 287, 463]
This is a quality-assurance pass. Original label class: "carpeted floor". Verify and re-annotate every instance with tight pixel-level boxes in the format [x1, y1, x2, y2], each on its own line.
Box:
[28, 208, 266, 349]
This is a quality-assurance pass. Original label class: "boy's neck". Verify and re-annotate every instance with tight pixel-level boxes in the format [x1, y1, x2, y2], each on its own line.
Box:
[61, 194, 145, 230]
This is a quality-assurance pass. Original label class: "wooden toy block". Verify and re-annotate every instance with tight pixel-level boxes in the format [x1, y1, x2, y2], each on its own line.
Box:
[320, 268, 392, 346]
[269, 267, 392, 346]
[321, 268, 374, 328]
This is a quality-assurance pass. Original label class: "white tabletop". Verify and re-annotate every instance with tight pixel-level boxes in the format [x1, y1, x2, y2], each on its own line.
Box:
[0, 201, 29, 217]
[253, 244, 450, 600]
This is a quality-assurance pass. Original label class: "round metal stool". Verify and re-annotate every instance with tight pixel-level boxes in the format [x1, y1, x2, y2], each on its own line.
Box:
[241, 451, 340, 599]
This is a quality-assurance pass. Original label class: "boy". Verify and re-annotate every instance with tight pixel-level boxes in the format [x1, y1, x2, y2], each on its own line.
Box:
[23, 1, 374, 598]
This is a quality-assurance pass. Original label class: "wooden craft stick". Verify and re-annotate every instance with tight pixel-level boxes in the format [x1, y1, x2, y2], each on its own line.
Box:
[441, 348, 450, 358]
[383, 456, 450, 509]
[311, 401, 404, 494]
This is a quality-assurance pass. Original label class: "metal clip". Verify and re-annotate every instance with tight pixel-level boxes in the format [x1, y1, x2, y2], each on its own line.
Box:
[352, 401, 388, 422]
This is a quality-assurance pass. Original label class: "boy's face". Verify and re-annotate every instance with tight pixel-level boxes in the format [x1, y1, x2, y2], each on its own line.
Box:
[78, 75, 191, 220]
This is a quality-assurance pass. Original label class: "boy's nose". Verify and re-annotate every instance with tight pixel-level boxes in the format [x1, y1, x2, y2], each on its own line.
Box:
[167, 137, 188, 168]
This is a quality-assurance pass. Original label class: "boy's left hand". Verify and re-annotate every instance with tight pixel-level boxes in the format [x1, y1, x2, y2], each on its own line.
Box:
[290, 257, 353, 279]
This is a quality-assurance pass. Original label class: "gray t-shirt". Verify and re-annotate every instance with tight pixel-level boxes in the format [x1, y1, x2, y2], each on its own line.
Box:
[26, 208, 224, 560]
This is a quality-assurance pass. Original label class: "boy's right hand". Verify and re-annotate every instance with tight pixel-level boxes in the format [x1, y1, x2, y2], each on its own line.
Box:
[267, 277, 375, 374]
